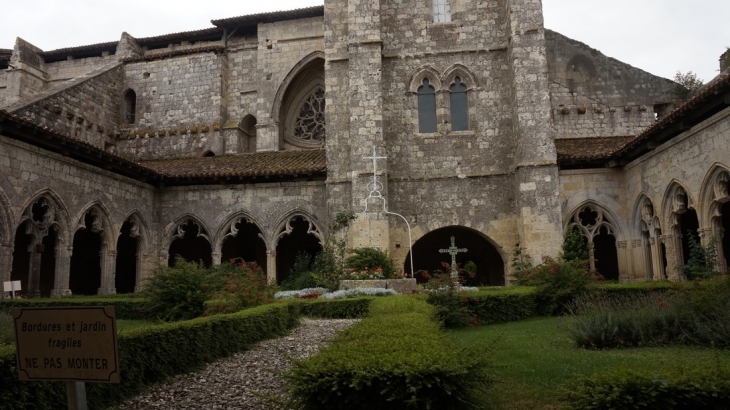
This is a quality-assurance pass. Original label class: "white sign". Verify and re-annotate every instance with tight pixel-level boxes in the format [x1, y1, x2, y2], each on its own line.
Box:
[3, 280, 22, 292]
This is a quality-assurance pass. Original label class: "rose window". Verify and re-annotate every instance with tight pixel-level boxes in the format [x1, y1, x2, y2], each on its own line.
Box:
[293, 88, 326, 143]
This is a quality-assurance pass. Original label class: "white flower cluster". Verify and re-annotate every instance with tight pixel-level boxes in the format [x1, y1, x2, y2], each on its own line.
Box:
[274, 287, 330, 299]
[320, 287, 397, 299]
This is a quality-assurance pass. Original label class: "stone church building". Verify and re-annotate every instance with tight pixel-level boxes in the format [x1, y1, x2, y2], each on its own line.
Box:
[1, 0, 729, 297]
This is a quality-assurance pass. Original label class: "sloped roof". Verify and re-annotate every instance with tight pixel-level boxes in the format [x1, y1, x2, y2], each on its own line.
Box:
[556, 136, 635, 162]
[141, 150, 326, 181]
[212, 6, 324, 29]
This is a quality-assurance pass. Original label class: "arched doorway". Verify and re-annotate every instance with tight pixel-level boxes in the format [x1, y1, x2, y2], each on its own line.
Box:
[115, 220, 139, 294]
[405, 226, 505, 286]
[275, 217, 322, 283]
[69, 212, 103, 295]
[168, 219, 212, 268]
[679, 208, 700, 265]
[220, 218, 267, 271]
[39, 227, 58, 297]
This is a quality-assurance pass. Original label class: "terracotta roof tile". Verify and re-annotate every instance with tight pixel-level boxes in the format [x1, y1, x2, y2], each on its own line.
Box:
[140, 150, 327, 179]
[212, 6, 324, 29]
[556, 136, 635, 162]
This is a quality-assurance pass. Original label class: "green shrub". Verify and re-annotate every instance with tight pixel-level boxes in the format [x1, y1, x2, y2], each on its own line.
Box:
[563, 224, 589, 262]
[345, 247, 397, 277]
[204, 260, 276, 315]
[295, 297, 374, 318]
[284, 296, 493, 409]
[280, 252, 319, 291]
[427, 289, 536, 329]
[563, 291, 690, 348]
[680, 234, 720, 280]
[515, 257, 596, 316]
[0, 295, 149, 320]
[568, 367, 730, 410]
[0, 311, 14, 345]
[682, 276, 730, 347]
[143, 258, 221, 321]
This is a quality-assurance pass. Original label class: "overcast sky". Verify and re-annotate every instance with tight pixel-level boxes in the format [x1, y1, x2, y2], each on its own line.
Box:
[1, 1, 727, 82]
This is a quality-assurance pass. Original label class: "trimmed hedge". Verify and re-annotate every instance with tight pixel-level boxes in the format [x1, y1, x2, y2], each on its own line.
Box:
[285, 296, 492, 409]
[294, 297, 374, 318]
[568, 367, 730, 410]
[427, 289, 536, 328]
[0, 295, 149, 320]
[0, 303, 299, 410]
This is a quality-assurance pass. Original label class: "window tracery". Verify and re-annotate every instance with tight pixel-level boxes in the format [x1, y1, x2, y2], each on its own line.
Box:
[293, 88, 326, 143]
[433, 0, 451, 23]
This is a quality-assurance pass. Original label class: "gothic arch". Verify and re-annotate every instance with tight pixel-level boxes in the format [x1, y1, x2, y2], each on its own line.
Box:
[74, 202, 115, 246]
[18, 189, 71, 244]
[120, 210, 151, 250]
[408, 66, 443, 94]
[165, 214, 213, 267]
[272, 52, 326, 149]
[660, 180, 700, 280]
[566, 201, 623, 280]
[631, 193, 660, 236]
[213, 211, 267, 257]
[441, 64, 479, 91]
[631, 194, 666, 281]
[115, 211, 149, 293]
[698, 164, 730, 272]
[271, 210, 324, 248]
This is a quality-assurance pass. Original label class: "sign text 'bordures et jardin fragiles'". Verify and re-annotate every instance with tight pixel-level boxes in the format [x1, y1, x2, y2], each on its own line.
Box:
[12, 306, 120, 383]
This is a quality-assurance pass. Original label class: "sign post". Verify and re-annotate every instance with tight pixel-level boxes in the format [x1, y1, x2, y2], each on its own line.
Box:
[3, 280, 22, 298]
[12, 307, 120, 410]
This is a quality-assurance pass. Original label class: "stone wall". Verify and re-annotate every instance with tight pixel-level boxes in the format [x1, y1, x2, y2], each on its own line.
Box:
[44, 54, 118, 82]
[0, 134, 158, 292]
[546, 30, 676, 139]
[9, 64, 124, 150]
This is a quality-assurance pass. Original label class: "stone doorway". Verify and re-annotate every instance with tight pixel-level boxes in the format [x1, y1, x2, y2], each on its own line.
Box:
[69, 213, 103, 295]
[115, 220, 139, 294]
[276, 217, 322, 283]
[168, 220, 212, 268]
[220, 219, 267, 271]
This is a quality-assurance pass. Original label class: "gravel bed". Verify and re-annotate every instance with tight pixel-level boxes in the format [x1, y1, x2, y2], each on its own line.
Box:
[116, 318, 358, 410]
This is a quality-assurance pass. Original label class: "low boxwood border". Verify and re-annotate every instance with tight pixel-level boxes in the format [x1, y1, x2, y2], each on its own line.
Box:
[427, 289, 537, 328]
[285, 296, 492, 410]
[0, 303, 299, 410]
[0, 295, 149, 320]
[568, 367, 730, 410]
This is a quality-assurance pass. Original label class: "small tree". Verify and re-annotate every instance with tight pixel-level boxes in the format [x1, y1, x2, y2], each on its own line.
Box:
[680, 233, 719, 280]
[562, 225, 589, 262]
[673, 71, 704, 100]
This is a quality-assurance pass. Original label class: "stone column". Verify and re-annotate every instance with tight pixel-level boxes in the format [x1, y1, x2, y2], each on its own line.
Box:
[51, 246, 72, 297]
[507, 0, 563, 263]
[211, 251, 222, 266]
[98, 249, 117, 295]
[662, 234, 684, 281]
[266, 250, 277, 284]
[28, 242, 41, 298]
[616, 240, 630, 282]
[649, 237, 666, 281]
[0, 241, 12, 285]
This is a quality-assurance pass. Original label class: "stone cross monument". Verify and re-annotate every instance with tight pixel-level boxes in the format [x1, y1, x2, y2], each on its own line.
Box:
[439, 236, 468, 279]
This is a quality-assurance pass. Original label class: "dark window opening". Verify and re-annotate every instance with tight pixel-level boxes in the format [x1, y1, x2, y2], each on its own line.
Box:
[679, 209, 700, 265]
[450, 77, 468, 131]
[203, 150, 215, 157]
[168, 221, 212, 268]
[122, 90, 137, 124]
[70, 213, 103, 296]
[276, 218, 322, 283]
[594, 225, 619, 281]
[418, 79, 437, 133]
[221, 220, 267, 271]
[115, 221, 139, 294]
[10, 224, 33, 296]
[39, 229, 57, 297]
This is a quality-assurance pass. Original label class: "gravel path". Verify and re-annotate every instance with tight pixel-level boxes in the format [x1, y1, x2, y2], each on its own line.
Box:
[116, 318, 358, 410]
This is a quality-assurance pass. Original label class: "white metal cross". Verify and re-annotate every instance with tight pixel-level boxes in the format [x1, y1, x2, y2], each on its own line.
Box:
[362, 145, 388, 204]
[439, 236, 468, 275]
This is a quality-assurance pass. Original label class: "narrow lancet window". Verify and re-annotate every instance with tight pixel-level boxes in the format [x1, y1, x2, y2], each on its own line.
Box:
[122, 90, 137, 124]
[450, 77, 468, 131]
[433, 0, 451, 23]
[418, 79, 437, 133]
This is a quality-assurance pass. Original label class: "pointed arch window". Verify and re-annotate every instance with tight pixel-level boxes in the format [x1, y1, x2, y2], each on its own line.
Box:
[418, 79, 437, 133]
[450, 77, 468, 131]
